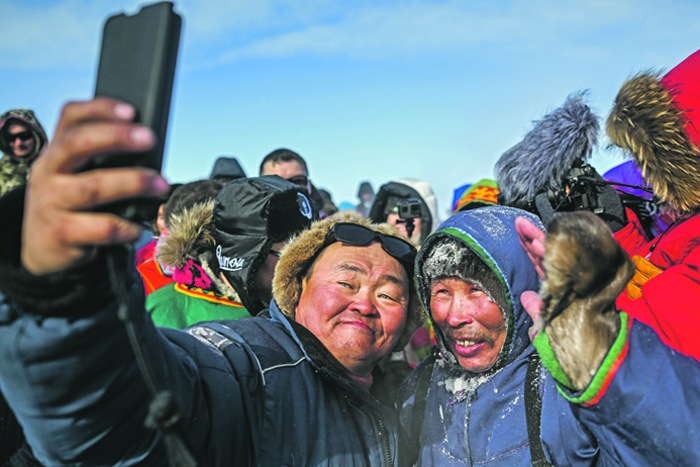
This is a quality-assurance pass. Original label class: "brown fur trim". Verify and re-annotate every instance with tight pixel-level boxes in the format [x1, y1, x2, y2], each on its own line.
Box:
[157, 200, 217, 269]
[272, 212, 425, 350]
[606, 72, 700, 214]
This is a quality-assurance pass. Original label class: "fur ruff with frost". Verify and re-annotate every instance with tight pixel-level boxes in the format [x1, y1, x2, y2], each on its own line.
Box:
[606, 72, 700, 214]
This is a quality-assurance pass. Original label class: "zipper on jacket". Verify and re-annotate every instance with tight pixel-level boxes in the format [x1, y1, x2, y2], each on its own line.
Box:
[376, 415, 393, 466]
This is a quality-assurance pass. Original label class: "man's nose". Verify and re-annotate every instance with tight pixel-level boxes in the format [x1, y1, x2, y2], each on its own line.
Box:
[445, 299, 474, 328]
[352, 290, 378, 316]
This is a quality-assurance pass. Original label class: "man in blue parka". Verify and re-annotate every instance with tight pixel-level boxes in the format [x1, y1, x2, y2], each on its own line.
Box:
[0, 99, 424, 466]
[399, 206, 700, 466]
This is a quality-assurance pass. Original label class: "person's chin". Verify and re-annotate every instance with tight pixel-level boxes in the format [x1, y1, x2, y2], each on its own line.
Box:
[450, 341, 494, 372]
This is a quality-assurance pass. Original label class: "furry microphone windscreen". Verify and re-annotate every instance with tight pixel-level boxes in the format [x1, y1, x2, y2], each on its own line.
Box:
[495, 92, 600, 206]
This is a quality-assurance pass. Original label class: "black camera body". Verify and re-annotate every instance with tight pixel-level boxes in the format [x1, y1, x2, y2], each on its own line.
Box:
[396, 198, 422, 220]
[505, 161, 628, 231]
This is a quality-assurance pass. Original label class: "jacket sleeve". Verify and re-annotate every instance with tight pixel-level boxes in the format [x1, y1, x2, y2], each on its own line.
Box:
[552, 317, 700, 466]
[613, 208, 651, 257]
[614, 209, 700, 360]
[0, 194, 251, 465]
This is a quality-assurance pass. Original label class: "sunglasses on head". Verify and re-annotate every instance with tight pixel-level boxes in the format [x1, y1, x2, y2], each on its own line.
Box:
[6, 131, 32, 143]
[286, 175, 308, 187]
[331, 222, 417, 270]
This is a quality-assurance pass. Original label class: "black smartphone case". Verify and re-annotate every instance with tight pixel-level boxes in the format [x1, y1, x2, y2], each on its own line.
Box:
[89, 1, 181, 224]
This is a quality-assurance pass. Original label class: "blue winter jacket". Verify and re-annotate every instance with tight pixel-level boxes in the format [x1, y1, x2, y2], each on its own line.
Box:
[398, 206, 700, 466]
[0, 249, 403, 466]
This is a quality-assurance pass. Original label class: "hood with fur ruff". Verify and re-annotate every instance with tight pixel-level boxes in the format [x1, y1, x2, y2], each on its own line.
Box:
[606, 49, 700, 214]
[415, 206, 542, 373]
[272, 213, 424, 351]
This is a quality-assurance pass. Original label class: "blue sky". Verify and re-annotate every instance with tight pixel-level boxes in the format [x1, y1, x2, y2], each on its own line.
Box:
[2, 0, 699, 220]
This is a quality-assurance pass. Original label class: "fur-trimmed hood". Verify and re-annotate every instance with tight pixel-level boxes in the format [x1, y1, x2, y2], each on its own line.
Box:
[415, 206, 542, 374]
[272, 213, 425, 351]
[157, 199, 217, 270]
[606, 49, 700, 214]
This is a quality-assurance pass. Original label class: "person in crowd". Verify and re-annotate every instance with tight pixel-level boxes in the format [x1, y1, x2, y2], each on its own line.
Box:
[356, 181, 375, 217]
[137, 180, 222, 297]
[259, 147, 330, 216]
[147, 175, 315, 327]
[208, 156, 246, 184]
[606, 47, 700, 360]
[135, 182, 181, 272]
[0, 97, 424, 466]
[0, 109, 48, 197]
[316, 187, 338, 216]
[369, 179, 437, 247]
[0, 109, 50, 467]
[399, 205, 700, 466]
[451, 178, 499, 213]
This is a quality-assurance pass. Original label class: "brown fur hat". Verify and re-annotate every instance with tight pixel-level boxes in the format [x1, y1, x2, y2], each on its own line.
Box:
[272, 212, 425, 350]
[606, 50, 700, 214]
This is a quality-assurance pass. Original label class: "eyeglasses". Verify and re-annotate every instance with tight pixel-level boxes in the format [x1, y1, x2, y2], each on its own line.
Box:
[6, 131, 32, 143]
[331, 222, 417, 270]
[286, 175, 308, 187]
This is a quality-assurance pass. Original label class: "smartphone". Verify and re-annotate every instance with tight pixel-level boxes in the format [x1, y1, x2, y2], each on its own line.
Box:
[87, 1, 181, 224]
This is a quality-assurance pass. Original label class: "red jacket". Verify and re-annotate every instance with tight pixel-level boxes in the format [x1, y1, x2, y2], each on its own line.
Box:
[615, 208, 700, 360]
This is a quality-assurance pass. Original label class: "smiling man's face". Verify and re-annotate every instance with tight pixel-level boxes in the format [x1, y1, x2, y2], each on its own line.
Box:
[295, 241, 409, 378]
[430, 277, 506, 373]
[5, 123, 35, 158]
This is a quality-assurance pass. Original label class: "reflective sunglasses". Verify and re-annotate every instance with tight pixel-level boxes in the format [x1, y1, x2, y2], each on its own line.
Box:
[331, 222, 417, 270]
[286, 175, 309, 187]
[6, 131, 32, 143]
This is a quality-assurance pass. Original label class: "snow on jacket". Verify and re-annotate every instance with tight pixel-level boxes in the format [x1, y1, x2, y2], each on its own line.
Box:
[614, 207, 700, 360]
[398, 206, 700, 466]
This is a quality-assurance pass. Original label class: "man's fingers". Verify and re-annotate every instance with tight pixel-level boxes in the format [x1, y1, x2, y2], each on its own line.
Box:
[51, 168, 168, 212]
[53, 99, 136, 138]
[38, 121, 155, 175]
[520, 290, 543, 322]
[520, 290, 545, 341]
[515, 216, 546, 279]
[22, 211, 144, 275]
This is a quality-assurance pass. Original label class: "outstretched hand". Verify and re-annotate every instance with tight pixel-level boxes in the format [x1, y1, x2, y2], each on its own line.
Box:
[22, 99, 169, 275]
[515, 216, 545, 279]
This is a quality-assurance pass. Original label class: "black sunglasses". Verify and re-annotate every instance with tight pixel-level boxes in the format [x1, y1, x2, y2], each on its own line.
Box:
[331, 222, 417, 270]
[6, 131, 32, 142]
[286, 175, 308, 187]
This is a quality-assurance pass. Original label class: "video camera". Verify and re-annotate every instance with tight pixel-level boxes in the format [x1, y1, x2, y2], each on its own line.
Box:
[396, 198, 422, 240]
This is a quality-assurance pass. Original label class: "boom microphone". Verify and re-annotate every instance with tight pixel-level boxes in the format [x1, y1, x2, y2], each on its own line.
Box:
[494, 92, 628, 231]
[495, 92, 599, 207]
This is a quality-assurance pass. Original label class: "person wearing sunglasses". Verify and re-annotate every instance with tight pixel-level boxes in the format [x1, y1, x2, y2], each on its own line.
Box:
[0, 108, 48, 197]
[0, 99, 425, 466]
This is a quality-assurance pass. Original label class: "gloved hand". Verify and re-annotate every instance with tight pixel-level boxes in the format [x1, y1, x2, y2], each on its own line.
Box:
[518, 211, 634, 391]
